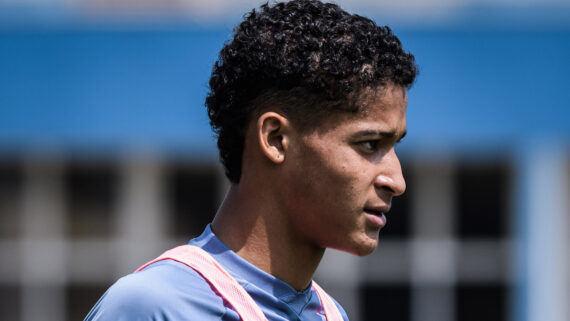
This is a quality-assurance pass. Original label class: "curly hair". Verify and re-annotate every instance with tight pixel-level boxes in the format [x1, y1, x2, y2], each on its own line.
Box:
[206, 0, 418, 183]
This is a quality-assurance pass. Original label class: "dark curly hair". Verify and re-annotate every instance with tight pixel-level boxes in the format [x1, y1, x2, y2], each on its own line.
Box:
[206, 0, 418, 183]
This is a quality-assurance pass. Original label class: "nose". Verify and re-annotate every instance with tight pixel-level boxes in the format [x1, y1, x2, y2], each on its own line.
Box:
[373, 148, 406, 197]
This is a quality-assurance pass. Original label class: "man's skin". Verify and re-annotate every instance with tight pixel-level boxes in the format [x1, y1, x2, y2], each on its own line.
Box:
[212, 83, 408, 291]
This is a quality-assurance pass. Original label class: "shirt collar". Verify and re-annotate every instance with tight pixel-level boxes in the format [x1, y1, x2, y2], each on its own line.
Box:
[189, 224, 314, 301]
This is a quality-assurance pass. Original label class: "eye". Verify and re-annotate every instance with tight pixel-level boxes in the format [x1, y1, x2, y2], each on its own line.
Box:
[357, 140, 380, 153]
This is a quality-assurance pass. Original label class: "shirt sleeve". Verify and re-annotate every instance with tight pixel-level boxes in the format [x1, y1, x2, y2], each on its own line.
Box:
[84, 260, 230, 321]
[84, 280, 164, 321]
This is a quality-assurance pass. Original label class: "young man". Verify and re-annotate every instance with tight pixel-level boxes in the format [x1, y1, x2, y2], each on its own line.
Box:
[86, 0, 417, 320]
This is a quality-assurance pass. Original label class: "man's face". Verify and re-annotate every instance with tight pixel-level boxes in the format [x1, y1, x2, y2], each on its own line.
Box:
[280, 84, 407, 256]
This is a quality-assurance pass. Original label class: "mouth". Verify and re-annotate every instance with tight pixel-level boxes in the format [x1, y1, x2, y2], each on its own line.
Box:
[363, 206, 389, 228]
[363, 208, 383, 216]
[363, 204, 390, 216]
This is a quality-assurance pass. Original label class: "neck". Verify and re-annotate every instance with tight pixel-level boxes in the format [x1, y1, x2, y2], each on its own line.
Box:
[211, 183, 325, 291]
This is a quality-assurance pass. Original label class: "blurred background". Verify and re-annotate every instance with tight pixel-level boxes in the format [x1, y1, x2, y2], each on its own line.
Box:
[0, 0, 569, 320]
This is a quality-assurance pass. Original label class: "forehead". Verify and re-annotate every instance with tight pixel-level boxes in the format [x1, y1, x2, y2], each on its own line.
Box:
[310, 85, 408, 136]
[361, 85, 407, 112]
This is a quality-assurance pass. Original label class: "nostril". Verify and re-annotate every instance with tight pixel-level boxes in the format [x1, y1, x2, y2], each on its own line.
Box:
[374, 175, 393, 187]
[374, 175, 398, 194]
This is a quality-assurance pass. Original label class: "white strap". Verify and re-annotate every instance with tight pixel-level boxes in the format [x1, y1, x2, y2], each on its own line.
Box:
[137, 245, 345, 321]
[312, 281, 345, 321]
[136, 245, 268, 321]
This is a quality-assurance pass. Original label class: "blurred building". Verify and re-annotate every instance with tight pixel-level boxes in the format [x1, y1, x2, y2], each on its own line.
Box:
[0, 1, 569, 321]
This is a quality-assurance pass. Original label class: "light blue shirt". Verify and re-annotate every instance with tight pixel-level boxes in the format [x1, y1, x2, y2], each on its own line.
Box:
[85, 225, 349, 321]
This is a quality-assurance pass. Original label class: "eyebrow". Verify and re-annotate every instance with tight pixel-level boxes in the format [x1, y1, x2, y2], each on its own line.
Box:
[354, 129, 407, 141]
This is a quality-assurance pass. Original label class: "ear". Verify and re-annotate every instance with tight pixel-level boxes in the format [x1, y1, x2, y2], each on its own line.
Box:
[257, 112, 290, 164]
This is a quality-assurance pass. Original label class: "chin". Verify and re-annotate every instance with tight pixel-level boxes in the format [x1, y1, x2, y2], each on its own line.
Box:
[324, 230, 380, 256]
[343, 236, 379, 256]
[353, 244, 378, 256]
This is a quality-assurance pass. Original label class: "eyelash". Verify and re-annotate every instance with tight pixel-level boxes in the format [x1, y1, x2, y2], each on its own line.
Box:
[358, 140, 381, 152]
[357, 138, 403, 154]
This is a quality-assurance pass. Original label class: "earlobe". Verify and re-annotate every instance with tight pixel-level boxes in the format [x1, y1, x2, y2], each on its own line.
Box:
[257, 112, 289, 164]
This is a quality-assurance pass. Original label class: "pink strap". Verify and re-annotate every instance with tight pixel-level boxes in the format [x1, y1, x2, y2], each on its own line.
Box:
[136, 245, 344, 321]
[312, 281, 345, 321]
[136, 245, 268, 321]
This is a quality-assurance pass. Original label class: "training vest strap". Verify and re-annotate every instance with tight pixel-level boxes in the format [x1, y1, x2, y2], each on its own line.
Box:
[136, 245, 344, 321]
[311, 281, 345, 321]
[136, 245, 268, 321]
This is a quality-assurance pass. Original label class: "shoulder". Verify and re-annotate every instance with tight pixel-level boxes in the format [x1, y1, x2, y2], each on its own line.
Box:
[85, 260, 230, 321]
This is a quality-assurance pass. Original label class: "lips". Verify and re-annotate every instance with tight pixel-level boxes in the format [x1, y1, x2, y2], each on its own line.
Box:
[363, 205, 390, 228]
[363, 205, 390, 216]
[364, 208, 383, 216]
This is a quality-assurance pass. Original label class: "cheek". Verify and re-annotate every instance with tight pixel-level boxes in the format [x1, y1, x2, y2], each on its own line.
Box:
[285, 139, 368, 210]
[294, 157, 361, 211]
[321, 150, 367, 196]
